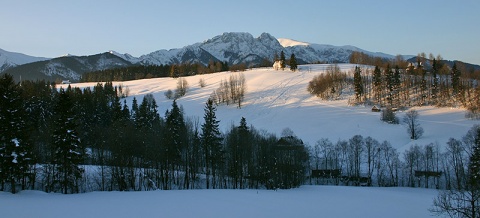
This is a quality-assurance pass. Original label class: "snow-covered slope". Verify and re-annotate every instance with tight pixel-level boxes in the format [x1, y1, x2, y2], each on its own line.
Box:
[109, 50, 140, 64]
[59, 64, 480, 152]
[0, 186, 438, 218]
[0, 48, 49, 72]
[278, 38, 310, 47]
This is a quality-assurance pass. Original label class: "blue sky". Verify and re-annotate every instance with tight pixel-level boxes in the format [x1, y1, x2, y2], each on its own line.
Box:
[1, 0, 479, 65]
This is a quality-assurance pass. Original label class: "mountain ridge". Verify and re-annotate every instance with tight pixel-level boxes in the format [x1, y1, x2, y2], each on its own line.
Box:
[1, 32, 478, 82]
[0, 48, 50, 72]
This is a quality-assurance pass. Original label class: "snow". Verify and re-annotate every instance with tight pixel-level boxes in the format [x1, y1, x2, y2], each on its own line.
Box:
[278, 38, 310, 47]
[0, 48, 49, 72]
[12, 138, 19, 147]
[0, 186, 440, 218]
[59, 64, 480, 152]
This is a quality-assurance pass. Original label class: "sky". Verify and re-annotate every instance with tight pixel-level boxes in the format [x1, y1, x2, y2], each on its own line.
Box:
[1, 0, 479, 65]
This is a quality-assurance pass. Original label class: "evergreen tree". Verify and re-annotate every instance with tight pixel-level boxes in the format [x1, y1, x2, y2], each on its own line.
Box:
[393, 65, 401, 106]
[469, 128, 480, 189]
[289, 53, 298, 71]
[385, 65, 394, 106]
[431, 59, 439, 104]
[451, 62, 461, 97]
[280, 51, 286, 70]
[0, 74, 31, 193]
[373, 66, 383, 104]
[170, 65, 179, 78]
[201, 99, 223, 189]
[52, 88, 84, 194]
[163, 100, 186, 189]
[131, 97, 139, 121]
[353, 66, 363, 101]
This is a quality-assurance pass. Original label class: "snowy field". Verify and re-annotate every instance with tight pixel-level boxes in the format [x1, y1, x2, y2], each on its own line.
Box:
[8, 64, 473, 217]
[0, 186, 440, 218]
[60, 64, 480, 153]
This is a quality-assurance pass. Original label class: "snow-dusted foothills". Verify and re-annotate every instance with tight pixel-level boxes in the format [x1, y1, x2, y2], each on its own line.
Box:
[61, 64, 479, 152]
[0, 186, 438, 218]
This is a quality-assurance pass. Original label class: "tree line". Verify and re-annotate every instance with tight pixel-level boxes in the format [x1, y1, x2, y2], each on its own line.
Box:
[309, 61, 480, 118]
[80, 61, 250, 83]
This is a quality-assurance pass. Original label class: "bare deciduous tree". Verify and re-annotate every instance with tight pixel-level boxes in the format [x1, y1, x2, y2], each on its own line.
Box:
[403, 109, 424, 140]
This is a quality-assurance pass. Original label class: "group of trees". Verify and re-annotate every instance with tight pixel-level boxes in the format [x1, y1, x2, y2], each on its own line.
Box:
[81, 61, 247, 83]
[309, 125, 480, 192]
[307, 65, 348, 100]
[273, 51, 298, 72]
[0, 74, 307, 193]
[308, 60, 480, 118]
[210, 73, 246, 108]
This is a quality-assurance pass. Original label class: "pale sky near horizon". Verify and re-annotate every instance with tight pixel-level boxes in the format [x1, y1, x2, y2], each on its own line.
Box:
[1, 0, 479, 65]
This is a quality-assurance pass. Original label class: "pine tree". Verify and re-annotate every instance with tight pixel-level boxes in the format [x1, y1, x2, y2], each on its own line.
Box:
[385, 65, 394, 106]
[163, 100, 186, 189]
[353, 66, 363, 101]
[451, 62, 461, 97]
[201, 99, 223, 189]
[469, 128, 480, 189]
[52, 88, 84, 194]
[393, 65, 401, 107]
[373, 66, 383, 104]
[289, 53, 298, 72]
[0, 74, 31, 193]
[131, 97, 139, 121]
[431, 59, 439, 105]
[274, 52, 279, 62]
[280, 51, 286, 70]
[170, 65, 179, 78]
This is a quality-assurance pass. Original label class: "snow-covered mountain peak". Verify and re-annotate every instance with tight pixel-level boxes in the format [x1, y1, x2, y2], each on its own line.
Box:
[59, 53, 75, 57]
[0, 48, 50, 72]
[109, 50, 140, 64]
[278, 38, 310, 47]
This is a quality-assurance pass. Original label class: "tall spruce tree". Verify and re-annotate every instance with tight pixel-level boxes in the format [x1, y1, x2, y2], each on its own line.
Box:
[385, 65, 394, 106]
[163, 100, 186, 189]
[393, 65, 401, 106]
[280, 51, 286, 70]
[201, 99, 223, 189]
[289, 53, 298, 71]
[469, 128, 480, 189]
[0, 74, 31, 193]
[431, 59, 439, 104]
[373, 66, 383, 104]
[353, 66, 363, 101]
[52, 87, 84, 194]
[451, 62, 461, 97]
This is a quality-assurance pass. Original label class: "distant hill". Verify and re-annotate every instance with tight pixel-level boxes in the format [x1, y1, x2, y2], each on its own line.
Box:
[2, 52, 132, 82]
[0, 48, 49, 72]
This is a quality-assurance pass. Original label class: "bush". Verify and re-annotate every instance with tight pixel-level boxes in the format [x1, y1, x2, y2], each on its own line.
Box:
[175, 78, 189, 98]
[165, 89, 174, 99]
[199, 78, 206, 88]
[381, 107, 399, 124]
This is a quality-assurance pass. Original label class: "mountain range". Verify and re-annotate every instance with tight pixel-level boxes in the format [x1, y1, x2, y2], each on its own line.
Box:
[0, 32, 477, 82]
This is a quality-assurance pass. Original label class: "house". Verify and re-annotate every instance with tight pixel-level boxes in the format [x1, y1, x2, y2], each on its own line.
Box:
[61, 80, 71, 84]
[273, 60, 283, 70]
[371, 105, 381, 112]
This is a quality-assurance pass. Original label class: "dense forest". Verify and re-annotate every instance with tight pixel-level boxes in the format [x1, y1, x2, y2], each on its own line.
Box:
[1, 73, 480, 196]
